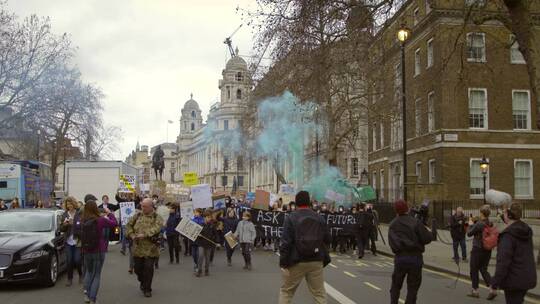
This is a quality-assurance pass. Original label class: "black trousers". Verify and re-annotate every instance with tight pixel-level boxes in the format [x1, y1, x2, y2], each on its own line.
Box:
[390, 256, 423, 304]
[504, 290, 527, 304]
[133, 257, 156, 293]
[166, 234, 181, 262]
[368, 228, 377, 254]
[470, 247, 492, 289]
[356, 232, 368, 257]
[183, 238, 192, 256]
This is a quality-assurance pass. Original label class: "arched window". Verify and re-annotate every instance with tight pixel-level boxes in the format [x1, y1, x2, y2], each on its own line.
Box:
[235, 72, 243, 81]
[191, 123, 195, 131]
[226, 86, 231, 100]
[191, 111, 196, 118]
[236, 89, 242, 100]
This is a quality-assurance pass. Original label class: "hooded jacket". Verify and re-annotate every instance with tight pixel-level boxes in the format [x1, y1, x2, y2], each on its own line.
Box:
[491, 220, 537, 291]
[388, 214, 432, 257]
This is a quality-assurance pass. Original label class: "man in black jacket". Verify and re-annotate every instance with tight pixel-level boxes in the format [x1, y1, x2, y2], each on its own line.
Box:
[388, 200, 432, 304]
[491, 203, 537, 304]
[449, 207, 467, 262]
[279, 191, 331, 304]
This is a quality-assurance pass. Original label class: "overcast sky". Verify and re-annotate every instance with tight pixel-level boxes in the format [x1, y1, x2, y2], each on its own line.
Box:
[8, 0, 256, 160]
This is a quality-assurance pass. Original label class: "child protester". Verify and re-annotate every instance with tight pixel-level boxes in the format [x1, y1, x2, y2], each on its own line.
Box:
[235, 211, 257, 270]
[194, 209, 218, 277]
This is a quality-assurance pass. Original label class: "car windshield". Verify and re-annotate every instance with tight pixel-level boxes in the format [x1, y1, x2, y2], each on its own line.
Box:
[0, 212, 53, 232]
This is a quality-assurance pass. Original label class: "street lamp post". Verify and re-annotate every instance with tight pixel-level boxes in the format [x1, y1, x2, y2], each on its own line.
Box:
[361, 168, 368, 186]
[480, 155, 489, 203]
[397, 24, 410, 201]
[62, 141, 68, 192]
[314, 106, 320, 177]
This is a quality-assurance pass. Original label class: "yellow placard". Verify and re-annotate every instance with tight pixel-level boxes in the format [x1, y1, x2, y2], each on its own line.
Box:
[183, 172, 199, 186]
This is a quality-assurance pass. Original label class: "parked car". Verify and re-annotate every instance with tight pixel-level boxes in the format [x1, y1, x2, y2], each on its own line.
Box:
[0, 209, 67, 286]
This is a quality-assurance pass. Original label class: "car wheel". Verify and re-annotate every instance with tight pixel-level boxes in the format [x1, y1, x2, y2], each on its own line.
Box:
[42, 253, 58, 287]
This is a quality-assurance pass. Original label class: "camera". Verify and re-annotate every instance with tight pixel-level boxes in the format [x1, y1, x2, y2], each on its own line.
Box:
[410, 201, 430, 226]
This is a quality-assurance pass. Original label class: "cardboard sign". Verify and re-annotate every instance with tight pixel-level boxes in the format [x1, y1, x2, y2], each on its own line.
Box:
[183, 172, 199, 186]
[212, 195, 226, 209]
[119, 202, 136, 226]
[279, 184, 295, 195]
[119, 175, 136, 193]
[140, 184, 150, 192]
[180, 201, 194, 219]
[224, 231, 238, 249]
[253, 189, 270, 210]
[175, 217, 203, 241]
[191, 184, 213, 209]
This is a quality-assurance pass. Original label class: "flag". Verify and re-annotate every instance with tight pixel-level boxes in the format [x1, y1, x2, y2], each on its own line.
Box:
[168, 120, 174, 124]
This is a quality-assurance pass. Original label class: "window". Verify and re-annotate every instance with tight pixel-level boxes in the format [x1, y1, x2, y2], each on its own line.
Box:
[223, 156, 229, 171]
[427, 38, 434, 68]
[470, 158, 487, 198]
[467, 33, 486, 62]
[425, 0, 431, 14]
[416, 161, 422, 183]
[226, 86, 231, 100]
[237, 156, 244, 171]
[413, 8, 420, 26]
[236, 89, 242, 99]
[391, 118, 403, 150]
[238, 176, 244, 187]
[372, 123, 377, 150]
[415, 98, 422, 136]
[515, 160, 533, 198]
[510, 35, 526, 64]
[224, 120, 229, 130]
[379, 170, 385, 200]
[513, 90, 531, 130]
[428, 159, 436, 183]
[414, 48, 421, 76]
[235, 72, 244, 81]
[380, 122, 385, 147]
[221, 176, 228, 187]
[191, 110, 196, 118]
[468, 88, 487, 129]
[427, 91, 435, 132]
[190, 123, 195, 131]
[352, 158, 359, 176]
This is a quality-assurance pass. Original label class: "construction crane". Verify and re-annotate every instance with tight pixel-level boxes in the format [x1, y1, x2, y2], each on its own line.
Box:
[224, 24, 242, 57]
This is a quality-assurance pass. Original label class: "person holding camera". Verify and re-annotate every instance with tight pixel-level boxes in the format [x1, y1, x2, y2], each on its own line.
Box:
[388, 200, 432, 304]
[449, 207, 467, 262]
[126, 198, 164, 298]
[490, 203, 537, 304]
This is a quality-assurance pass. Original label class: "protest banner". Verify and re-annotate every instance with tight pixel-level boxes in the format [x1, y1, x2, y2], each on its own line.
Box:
[224, 231, 238, 249]
[175, 217, 203, 241]
[191, 184, 212, 209]
[183, 172, 199, 186]
[355, 186, 377, 201]
[119, 202, 136, 226]
[119, 175, 136, 193]
[279, 184, 295, 195]
[253, 189, 270, 210]
[180, 201, 194, 219]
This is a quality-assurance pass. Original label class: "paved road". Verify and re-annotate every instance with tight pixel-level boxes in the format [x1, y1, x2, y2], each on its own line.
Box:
[0, 244, 537, 304]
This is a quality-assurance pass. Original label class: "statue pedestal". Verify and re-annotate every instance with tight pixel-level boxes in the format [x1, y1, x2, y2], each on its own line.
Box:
[151, 180, 167, 196]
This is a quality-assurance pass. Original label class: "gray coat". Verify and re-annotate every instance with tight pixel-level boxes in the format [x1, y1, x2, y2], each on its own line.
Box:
[235, 220, 256, 244]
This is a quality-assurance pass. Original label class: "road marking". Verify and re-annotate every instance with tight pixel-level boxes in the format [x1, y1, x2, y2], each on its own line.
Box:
[329, 263, 338, 269]
[373, 262, 386, 268]
[325, 282, 357, 304]
[364, 282, 382, 291]
[343, 271, 357, 278]
[355, 261, 368, 267]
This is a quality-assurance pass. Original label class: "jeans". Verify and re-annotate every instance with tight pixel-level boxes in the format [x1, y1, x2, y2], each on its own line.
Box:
[166, 233, 181, 262]
[452, 238, 467, 260]
[356, 232, 368, 257]
[225, 241, 235, 261]
[197, 246, 211, 274]
[121, 226, 129, 252]
[66, 244, 82, 280]
[390, 256, 423, 304]
[504, 290, 527, 304]
[83, 252, 106, 302]
[128, 243, 134, 270]
[134, 257, 156, 292]
[470, 247, 492, 289]
[240, 243, 252, 265]
[191, 244, 199, 270]
[183, 238, 192, 256]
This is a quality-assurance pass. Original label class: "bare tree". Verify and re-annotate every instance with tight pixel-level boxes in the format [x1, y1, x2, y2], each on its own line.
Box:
[75, 124, 123, 160]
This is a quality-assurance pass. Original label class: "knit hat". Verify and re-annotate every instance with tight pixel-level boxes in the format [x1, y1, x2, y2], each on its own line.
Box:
[394, 199, 409, 215]
[84, 194, 98, 203]
[295, 191, 310, 207]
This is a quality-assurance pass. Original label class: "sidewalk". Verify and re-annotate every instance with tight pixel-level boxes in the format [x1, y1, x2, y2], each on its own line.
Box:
[375, 224, 540, 299]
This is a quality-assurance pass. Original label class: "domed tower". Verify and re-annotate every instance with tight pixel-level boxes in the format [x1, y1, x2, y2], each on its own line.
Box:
[180, 94, 203, 134]
[219, 50, 251, 104]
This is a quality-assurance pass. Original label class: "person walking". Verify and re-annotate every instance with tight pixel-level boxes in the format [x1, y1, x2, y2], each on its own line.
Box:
[0, 199, 7, 211]
[490, 203, 537, 303]
[165, 204, 181, 264]
[367, 204, 379, 256]
[222, 208, 239, 266]
[279, 191, 331, 304]
[235, 211, 256, 270]
[80, 197, 117, 304]
[467, 205, 498, 299]
[388, 200, 432, 304]
[191, 208, 204, 274]
[356, 203, 373, 259]
[61, 196, 83, 287]
[194, 210, 218, 277]
[126, 198, 163, 298]
[449, 207, 467, 262]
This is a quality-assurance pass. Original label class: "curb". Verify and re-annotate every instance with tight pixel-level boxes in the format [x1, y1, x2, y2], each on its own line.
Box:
[376, 247, 540, 301]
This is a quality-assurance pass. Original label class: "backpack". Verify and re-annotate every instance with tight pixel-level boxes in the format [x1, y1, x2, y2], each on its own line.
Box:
[294, 214, 324, 258]
[81, 218, 99, 251]
[482, 224, 499, 250]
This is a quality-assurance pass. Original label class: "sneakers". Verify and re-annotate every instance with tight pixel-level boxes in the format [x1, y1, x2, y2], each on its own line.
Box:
[144, 291, 152, 298]
[467, 290, 480, 298]
[247, 264, 252, 271]
[65, 279, 72, 287]
[84, 294, 90, 303]
[487, 290, 498, 300]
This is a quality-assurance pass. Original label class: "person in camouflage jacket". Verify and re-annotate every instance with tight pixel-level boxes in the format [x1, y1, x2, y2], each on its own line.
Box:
[126, 198, 163, 298]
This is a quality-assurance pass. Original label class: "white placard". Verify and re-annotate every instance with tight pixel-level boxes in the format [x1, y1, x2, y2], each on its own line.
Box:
[119, 202, 136, 226]
[140, 184, 150, 192]
[175, 217, 203, 241]
[191, 184, 212, 209]
[180, 201, 194, 220]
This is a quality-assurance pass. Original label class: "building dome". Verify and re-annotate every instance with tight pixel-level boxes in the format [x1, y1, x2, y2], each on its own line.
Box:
[183, 94, 200, 110]
[226, 55, 247, 70]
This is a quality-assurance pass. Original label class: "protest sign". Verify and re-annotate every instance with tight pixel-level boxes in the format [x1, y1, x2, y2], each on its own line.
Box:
[245, 192, 256, 203]
[183, 172, 199, 186]
[180, 201, 194, 219]
[279, 184, 295, 195]
[119, 175, 136, 193]
[175, 217, 203, 241]
[119, 202, 136, 226]
[191, 184, 212, 209]
[224, 231, 238, 249]
[140, 183, 150, 192]
[253, 190, 270, 210]
[212, 195, 226, 209]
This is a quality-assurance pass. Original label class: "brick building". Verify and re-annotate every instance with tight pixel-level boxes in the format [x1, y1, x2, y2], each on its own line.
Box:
[367, 0, 540, 205]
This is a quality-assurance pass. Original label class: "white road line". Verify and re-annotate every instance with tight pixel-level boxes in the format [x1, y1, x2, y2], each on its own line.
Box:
[329, 263, 338, 268]
[325, 282, 357, 304]
[364, 282, 382, 291]
[343, 271, 357, 278]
